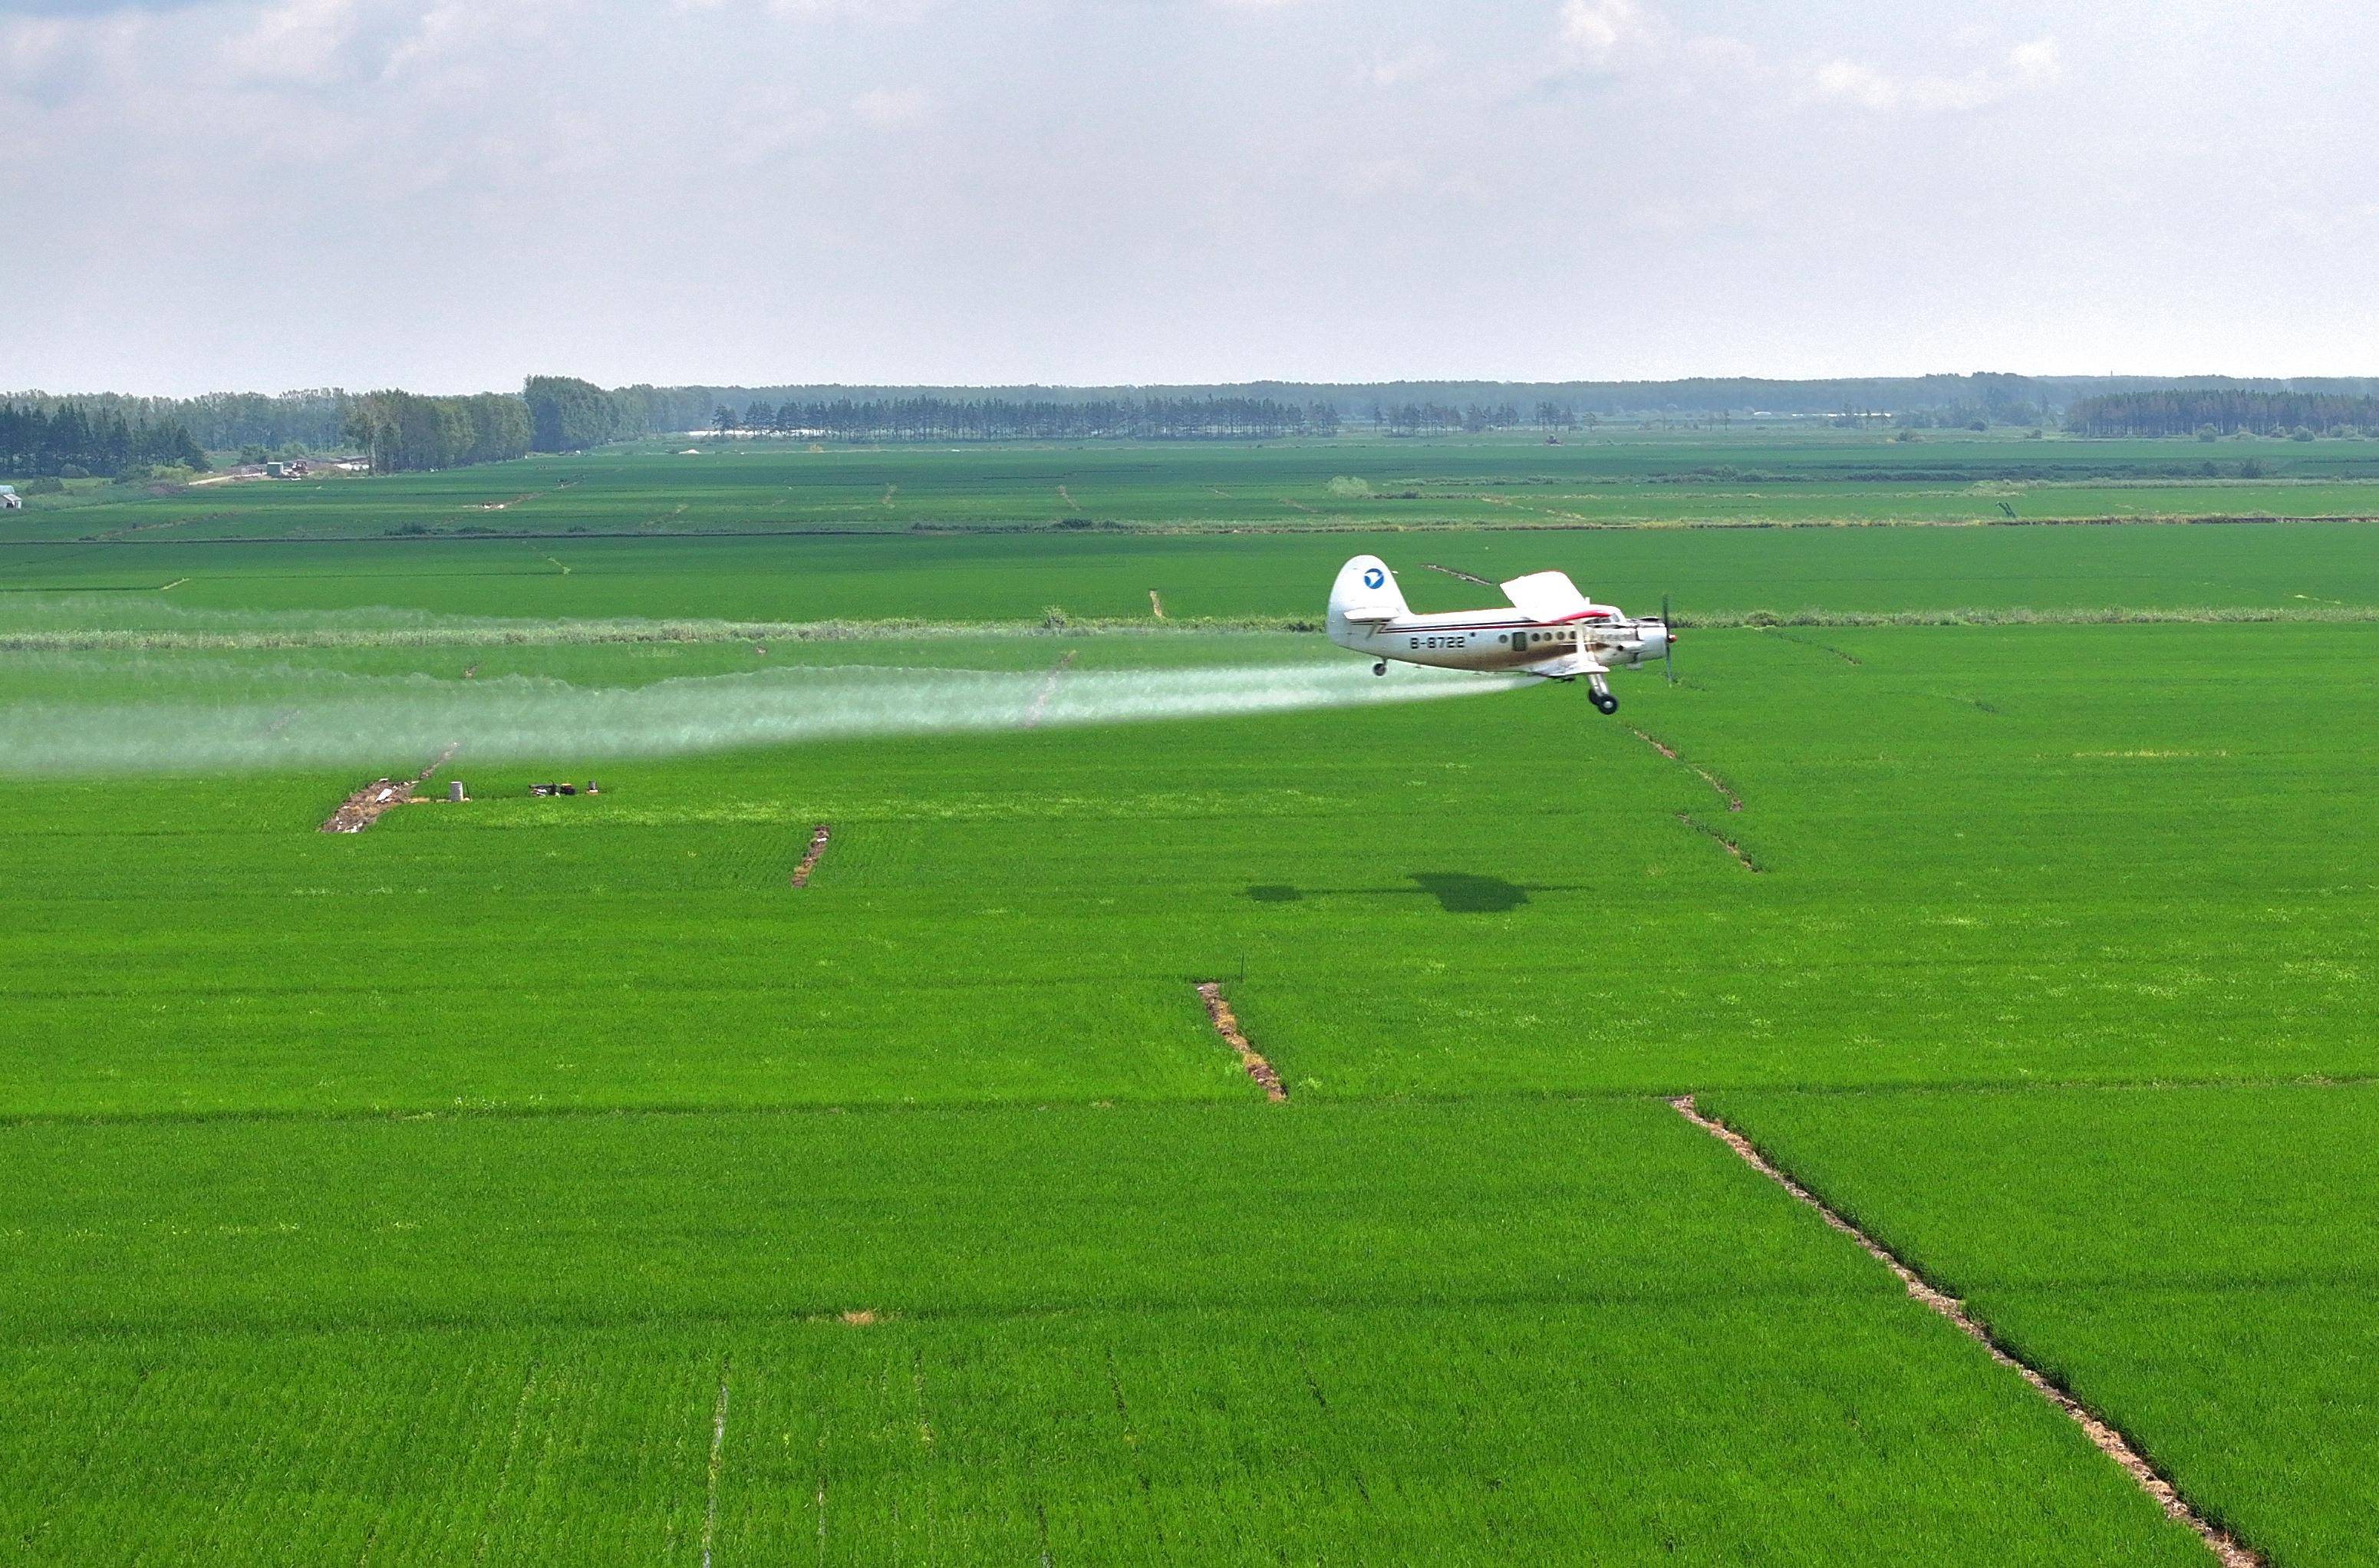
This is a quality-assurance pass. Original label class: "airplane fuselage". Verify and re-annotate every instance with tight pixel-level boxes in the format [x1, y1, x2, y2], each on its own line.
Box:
[1324, 554, 1672, 713]
[1328, 608, 1668, 674]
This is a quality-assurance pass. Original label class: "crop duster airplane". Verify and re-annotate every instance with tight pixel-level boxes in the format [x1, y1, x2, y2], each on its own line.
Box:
[1327, 555, 1674, 714]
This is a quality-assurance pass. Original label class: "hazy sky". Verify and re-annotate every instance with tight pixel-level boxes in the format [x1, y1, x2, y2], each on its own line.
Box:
[6, 0, 2376, 394]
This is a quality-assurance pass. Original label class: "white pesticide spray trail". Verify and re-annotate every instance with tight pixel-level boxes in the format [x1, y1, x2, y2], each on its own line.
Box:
[0, 660, 1530, 776]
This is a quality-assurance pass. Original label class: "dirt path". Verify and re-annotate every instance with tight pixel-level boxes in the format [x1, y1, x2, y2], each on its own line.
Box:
[1631, 728, 1742, 811]
[1057, 485, 1082, 512]
[1194, 983, 1287, 1101]
[1148, 591, 1166, 619]
[319, 744, 458, 833]
[1669, 1095, 2261, 1568]
[790, 824, 832, 887]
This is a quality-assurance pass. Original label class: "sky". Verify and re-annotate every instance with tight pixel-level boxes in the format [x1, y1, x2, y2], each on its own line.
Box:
[5, 0, 2377, 394]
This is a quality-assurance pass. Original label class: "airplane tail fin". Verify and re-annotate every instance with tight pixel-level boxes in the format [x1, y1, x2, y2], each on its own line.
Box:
[1329, 555, 1408, 629]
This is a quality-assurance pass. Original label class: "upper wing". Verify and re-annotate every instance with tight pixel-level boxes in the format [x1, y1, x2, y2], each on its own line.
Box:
[1500, 570, 1596, 624]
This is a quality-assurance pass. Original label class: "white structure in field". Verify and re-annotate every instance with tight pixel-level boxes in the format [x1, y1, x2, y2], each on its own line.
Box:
[0, 485, 19, 510]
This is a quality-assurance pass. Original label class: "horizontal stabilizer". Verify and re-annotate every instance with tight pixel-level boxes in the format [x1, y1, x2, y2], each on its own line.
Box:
[1501, 570, 1595, 624]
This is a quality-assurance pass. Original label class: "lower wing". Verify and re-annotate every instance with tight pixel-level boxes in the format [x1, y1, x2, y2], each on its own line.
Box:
[1519, 651, 1608, 680]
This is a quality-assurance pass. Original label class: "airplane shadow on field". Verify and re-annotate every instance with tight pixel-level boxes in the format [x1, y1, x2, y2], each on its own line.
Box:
[1246, 872, 1562, 914]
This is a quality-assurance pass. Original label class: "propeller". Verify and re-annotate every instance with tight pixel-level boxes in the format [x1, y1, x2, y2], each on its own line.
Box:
[1661, 591, 1677, 684]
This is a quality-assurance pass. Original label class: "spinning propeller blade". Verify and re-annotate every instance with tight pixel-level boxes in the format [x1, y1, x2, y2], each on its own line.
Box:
[1662, 592, 1677, 684]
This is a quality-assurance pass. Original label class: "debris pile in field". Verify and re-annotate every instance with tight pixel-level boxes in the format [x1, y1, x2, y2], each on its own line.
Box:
[318, 743, 460, 833]
[1195, 982, 1287, 1102]
[791, 823, 832, 888]
[320, 778, 412, 833]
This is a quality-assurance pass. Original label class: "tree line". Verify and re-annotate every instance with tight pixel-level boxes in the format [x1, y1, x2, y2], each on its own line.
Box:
[2065, 390, 2379, 437]
[1376, 401, 1588, 434]
[339, 391, 533, 473]
[0, 400, 209, 479]
[707, 396, 1341, 441]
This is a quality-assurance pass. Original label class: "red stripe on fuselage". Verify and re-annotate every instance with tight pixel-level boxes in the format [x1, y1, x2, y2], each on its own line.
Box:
[1373, 616, 1616, 635]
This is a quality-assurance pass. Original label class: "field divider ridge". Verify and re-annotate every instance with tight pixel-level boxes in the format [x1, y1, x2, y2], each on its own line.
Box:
[1677, 812, 1761, 871]
[1194, 982, 1287, 1101]
[1628, 726, 1742, 810]
[11, 604, 2379, 657]
[1021, 649, 1077, 729]
[1669, 1093, 2260, 1568]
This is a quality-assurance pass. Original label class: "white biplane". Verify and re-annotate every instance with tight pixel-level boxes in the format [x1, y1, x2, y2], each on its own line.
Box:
[1326, 554, 1674, 714]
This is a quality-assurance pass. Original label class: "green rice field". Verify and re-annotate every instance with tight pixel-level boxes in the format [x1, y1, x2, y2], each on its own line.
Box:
[2, 431, 2373, 1563]
[15, 427, 2379, 545]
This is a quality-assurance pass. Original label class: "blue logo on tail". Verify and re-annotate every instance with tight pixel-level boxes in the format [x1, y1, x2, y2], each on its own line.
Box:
[1362, 566, 1386, 589]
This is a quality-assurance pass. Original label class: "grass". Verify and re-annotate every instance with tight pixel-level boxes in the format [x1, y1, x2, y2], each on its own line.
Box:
[1699, 1083, 2379, 1566]
[0, 1099, 2209, 1565]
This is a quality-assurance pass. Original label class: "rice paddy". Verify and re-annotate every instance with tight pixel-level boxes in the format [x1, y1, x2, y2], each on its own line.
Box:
[3, 431, 2373, 1563]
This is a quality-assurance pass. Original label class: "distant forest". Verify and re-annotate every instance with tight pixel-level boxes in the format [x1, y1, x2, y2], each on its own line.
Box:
[0, 400, 208, 479]
[2065, 389, 2379, 438]
[709, 395, 1339, 440]
[9, 374, 2379, 476]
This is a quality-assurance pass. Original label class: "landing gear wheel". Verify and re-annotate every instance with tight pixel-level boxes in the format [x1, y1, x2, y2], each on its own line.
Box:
[1593, 693, 1619, 715]
[1372, 660, 1387, 677]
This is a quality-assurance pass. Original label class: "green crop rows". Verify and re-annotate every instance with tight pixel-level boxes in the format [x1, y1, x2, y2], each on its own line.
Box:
[3, 432, 2375, 1563]
[1699, 1085, 2379, 1565]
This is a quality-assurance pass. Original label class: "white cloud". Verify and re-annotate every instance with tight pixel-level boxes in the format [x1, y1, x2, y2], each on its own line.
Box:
[1556, 0, 1651, 69]
[1807, 36, 2061, 114]
[4, 3, 2377, 390]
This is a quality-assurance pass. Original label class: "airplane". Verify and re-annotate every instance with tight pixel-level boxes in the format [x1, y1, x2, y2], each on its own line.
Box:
[1326, 554, 1673, 715]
